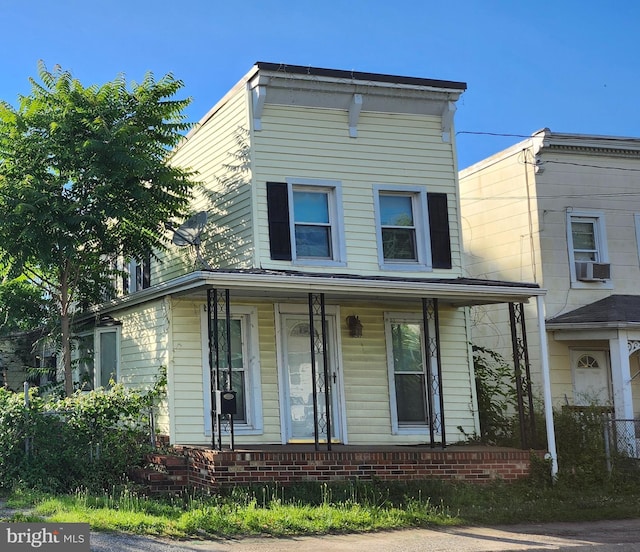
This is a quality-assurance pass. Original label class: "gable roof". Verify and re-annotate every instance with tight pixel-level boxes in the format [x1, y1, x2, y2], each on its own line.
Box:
[546, 295, 640, 329]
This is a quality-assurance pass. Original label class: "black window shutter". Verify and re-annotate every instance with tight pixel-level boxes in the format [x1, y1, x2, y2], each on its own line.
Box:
[266, 182, 292, 260]
[427, 192, 452, 269]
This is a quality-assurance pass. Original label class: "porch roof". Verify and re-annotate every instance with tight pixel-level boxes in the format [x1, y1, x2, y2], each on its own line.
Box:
[546, 294, 640, 330]
[90, 268, 544, 318]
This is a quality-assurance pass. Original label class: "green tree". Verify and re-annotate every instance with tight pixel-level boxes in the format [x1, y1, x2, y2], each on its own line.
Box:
[0, 277, 50, 335]
[0, 62, 195, 396]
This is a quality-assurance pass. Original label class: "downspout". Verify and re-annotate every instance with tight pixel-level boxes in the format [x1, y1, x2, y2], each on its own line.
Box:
[536, 295, 558, 478]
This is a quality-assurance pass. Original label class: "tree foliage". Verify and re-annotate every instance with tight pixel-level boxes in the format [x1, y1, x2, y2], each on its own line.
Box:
[471, 344, 519, 445]
[0, 277, 50, 335]
[0, 62, 195, 395]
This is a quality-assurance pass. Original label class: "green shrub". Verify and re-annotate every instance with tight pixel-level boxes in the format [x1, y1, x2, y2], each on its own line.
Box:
[0, 383, 159, 493]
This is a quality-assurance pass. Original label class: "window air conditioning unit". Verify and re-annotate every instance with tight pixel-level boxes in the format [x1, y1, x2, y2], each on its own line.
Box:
[575, 261, 611, 282]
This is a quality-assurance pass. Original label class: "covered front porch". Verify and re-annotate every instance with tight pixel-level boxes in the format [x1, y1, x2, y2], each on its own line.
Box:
[102, 268, 556, 483]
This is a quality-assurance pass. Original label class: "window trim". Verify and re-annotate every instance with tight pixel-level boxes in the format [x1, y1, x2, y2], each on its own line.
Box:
[384, 312, 435, 435]
[72, 327, 121, 390]
[374, 185, 432, 271]
[286, 178, 346, 267]
[201, 305, 263, 436]
[95, 326, 121, 388]
[566, 209, 611, 288]
[128, 255, 151, 293]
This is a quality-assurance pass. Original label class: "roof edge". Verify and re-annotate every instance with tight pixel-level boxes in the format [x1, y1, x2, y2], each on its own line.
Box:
[255, 62, 467, 91]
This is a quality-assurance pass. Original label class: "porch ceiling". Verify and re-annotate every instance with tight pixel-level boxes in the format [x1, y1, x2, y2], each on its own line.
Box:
[92, 268, 544, 316]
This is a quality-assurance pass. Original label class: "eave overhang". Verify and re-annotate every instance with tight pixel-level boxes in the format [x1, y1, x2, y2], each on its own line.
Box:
[80, 269, 544, 322]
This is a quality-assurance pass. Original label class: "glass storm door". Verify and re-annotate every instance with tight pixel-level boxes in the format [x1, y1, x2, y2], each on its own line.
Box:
[282, 315, 341, 442]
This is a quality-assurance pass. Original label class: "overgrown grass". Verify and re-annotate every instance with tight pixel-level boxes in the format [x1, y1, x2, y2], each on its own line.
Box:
[3, 474, 640, 539]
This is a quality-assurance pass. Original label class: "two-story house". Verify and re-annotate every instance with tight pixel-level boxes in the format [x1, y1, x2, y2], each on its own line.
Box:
[460, 129, 640, 452]
[77, 63, 550, 485]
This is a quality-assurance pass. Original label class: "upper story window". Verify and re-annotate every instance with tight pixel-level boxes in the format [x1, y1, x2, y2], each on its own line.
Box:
[127, 254, 151, 293]
[266, 179, 346, 266]
[293, 188, 333, 258]
[571, 218, 600, 261]
[374, 186, 451, 271]
[566, 210, 611, 286]
[379, 193, 418, 261]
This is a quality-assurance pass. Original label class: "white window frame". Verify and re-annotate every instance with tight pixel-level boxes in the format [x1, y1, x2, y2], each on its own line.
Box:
[72, 326, 121, 390]
[384, 312, 436, 435]
[566, 209, 611, 288]
[374, 185, 432, 271]
[95, 326, 121, 388]
[201, 305, 263, 436]
[286, 178, 346, 267]
[128, 257, 150, 293]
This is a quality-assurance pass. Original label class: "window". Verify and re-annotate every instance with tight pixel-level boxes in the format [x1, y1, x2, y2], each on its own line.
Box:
[293, 189, 332, 258]
[202, 306, 262, 434]
[566, 210, 609, 285]
[266, 180, 345, 266]
[384, 313, 439, 433]
[379, 193, 418, 261]
[73, 327, 120, 390]
[127, 254, 151, 293]
[215, 318, 248, 423]
[374, 186, 451, 270]
[96, 328, 119, 388]
[571, 219, 599, 261]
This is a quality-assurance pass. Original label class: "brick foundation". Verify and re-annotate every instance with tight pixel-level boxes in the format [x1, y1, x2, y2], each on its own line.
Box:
[134, 445, 543, 494]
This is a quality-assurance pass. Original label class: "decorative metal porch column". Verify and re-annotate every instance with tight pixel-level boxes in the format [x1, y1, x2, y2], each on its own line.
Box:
[207, 288, 235, 451]
[509, 301, 536, 449]
[308, 292, 332, 451]
[422, 298, 445, 448]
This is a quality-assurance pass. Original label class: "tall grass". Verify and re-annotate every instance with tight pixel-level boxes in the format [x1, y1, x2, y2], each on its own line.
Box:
[4, 472, 640, 539]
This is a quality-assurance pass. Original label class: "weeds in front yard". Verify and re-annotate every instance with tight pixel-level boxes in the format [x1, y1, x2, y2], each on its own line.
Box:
[1, 483, 459, 538]
[3, 473, 640, 539]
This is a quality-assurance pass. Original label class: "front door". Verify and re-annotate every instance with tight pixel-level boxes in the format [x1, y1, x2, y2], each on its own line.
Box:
[280, 313, 342, 442]
[572, 349, 611, 406]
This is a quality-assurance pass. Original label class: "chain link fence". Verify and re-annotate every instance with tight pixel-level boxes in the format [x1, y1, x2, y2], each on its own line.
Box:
[604, 417, 640, 462]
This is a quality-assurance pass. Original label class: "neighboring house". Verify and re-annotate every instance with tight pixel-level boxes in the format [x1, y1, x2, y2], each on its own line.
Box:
[77, 63, 550, 483]
[1, 330, 54, 391]
[460, 129, 640, 451]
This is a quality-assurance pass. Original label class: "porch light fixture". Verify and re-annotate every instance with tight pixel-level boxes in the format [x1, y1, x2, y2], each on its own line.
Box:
[346, 315, 363, 338]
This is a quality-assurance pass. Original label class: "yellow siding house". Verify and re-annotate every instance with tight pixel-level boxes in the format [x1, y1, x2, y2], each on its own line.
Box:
[78, 64, 548, 462]
[460, 129, 640, 457]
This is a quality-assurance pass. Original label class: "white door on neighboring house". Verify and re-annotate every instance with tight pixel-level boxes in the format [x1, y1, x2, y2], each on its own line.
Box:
[571, 349, 612, 406]
[279, 313, 342, 443]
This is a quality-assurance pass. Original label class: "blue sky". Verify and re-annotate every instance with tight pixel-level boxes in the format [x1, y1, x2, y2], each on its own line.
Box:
[1, 0, 637, 168]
